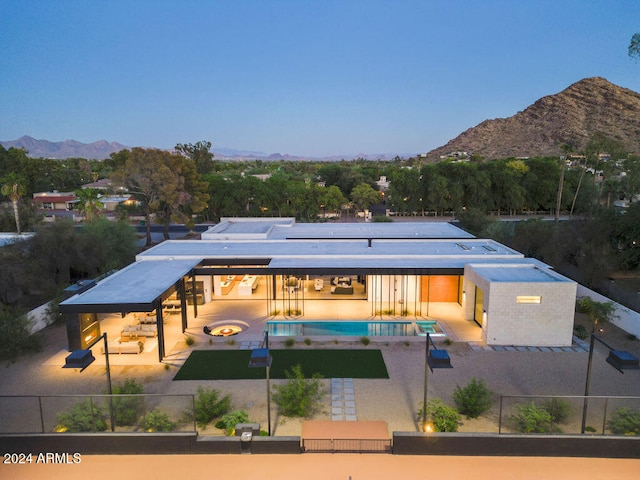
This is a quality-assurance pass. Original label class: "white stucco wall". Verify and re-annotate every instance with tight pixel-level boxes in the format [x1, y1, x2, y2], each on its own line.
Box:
[484, 282, 576, 346]
[464, 265, 577, 346]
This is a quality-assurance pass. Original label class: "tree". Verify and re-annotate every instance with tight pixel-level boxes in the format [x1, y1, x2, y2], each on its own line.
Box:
[629, 33, 640, 60]
[113, 148, 208, 245]
[576, 297, 616, 334]
[175, 140, 216, 175]
[555, 145, 573, 222]
[74, 188, 103, 222]
[1, 173, 27, 234]
[350, 183, 381, 213]
[319, 185, 348, 216]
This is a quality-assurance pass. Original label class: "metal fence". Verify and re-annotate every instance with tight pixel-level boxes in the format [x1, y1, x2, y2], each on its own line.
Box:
[498, 395, 640, 436]
[302, 438, 391, 453]
[0, 394, 196, 434]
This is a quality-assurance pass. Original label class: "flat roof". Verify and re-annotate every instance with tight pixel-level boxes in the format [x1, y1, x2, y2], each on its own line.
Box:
[137, 238, 523, 265]
[468, 264, 574, 283]
[202, 218, 474, 240]
[60, 258, 200, 311]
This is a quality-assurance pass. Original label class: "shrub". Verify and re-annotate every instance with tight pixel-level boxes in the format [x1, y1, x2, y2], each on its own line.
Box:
[417, 399, 461, 432]
[574, 324, 588, 340]
[608, 407, 640, 435]
[112, 378, 144, 426]
[185, 336, 195, 346]
[360, 336, 370, 346]
[272, 364, 326, 418]
[0, 307, 42, 361]
[304, 337, 312, 346]
[215, 410, 249, 436]
[284, 338, 295, 348]
[543, 398, 571, 424]
[510, 402, 555, 434]
[143, 408, 176, 432]
[452, 378, 493, 419]
[54, 399, 108, 432]
[194, 387, 231, 428]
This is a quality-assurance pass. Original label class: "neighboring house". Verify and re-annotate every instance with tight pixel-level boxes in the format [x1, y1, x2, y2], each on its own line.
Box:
[60, 218, 577, 362]
[33, 191, 77, 210]
[32, 191, 78, 220]
[98, 194, 139, 212]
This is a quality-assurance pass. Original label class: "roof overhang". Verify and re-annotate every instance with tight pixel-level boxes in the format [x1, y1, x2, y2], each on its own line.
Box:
[59, 258, 200, 313]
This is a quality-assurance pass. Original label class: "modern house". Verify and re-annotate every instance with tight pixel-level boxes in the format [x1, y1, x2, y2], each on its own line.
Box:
[59, 218, 577, 362]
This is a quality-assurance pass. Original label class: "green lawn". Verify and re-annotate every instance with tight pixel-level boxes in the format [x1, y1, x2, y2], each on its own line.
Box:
[173, 349, 389, 380]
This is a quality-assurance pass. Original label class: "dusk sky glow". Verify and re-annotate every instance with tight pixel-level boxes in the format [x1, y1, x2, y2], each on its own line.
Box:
[1, 0, 639, 157]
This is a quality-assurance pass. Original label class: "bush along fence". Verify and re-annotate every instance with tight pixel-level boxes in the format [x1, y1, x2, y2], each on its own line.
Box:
[498, 395, 640, 436]
[0, 394, 196, 434]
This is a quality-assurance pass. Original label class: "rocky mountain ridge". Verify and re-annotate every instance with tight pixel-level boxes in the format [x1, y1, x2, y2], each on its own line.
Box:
[426, 77, 640, 160]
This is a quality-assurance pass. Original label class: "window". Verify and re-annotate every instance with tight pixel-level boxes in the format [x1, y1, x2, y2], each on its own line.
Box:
[516, 295, 541, 304]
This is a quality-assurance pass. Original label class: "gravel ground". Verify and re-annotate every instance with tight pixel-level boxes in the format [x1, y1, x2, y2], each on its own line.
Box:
[2, 320, 640, 436]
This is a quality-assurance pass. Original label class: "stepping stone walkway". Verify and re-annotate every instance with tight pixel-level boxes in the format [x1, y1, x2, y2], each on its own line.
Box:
[331, 378, 357, 421]
[468, 336, 589, 353]
[239, 341, 262, 350]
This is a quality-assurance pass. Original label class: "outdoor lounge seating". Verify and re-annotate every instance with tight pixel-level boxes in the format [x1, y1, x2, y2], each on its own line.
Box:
[100, 339, 144, 354]
[121, 324, 157, 338]
[331, 284, 354, 294]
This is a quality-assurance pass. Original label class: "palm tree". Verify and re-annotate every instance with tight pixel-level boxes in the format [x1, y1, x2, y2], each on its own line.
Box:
[1, 174, 26, 234]
[555, 144, 573, 222]
[74, 188, 103, 222]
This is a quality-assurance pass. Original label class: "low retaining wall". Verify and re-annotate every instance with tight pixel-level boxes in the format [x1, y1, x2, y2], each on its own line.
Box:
[392, 432, 640, 458]
[0, 434, 302, 456]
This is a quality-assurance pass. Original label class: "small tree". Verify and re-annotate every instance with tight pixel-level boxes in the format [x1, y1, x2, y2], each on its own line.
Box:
[194, 386, 231, 428]
[272, 364, 326, 418]
[1, 173, 26, 234]
[576, 297, 616, 333]
[453, 377, 493, 419]
[417, 399, 461, 432]
[0, 307, 41, 361]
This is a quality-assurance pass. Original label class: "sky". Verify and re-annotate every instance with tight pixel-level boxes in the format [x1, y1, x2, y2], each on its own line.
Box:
[1, 0, 639, 158]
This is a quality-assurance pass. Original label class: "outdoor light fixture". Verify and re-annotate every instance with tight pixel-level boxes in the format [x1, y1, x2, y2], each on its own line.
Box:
[422, 333, 452, 429]
[581, 333, 639, 434]
[63, 332, 115, 431]
[248, 347, 272, 436]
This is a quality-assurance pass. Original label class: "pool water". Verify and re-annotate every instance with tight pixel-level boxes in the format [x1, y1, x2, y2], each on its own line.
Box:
[265, 320, 445, 337]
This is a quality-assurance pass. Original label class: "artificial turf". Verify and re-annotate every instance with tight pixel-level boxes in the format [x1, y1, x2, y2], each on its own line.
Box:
[173, 349, 389, 380]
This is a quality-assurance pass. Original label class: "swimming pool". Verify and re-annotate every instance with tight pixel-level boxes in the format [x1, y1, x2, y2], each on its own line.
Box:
[265, 320, 445, 337]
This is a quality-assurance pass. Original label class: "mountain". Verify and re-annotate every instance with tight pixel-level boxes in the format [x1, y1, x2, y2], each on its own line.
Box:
[426, 77, 640, 160]
[0, 136, 129, 159]
[0, 136, 403, 161]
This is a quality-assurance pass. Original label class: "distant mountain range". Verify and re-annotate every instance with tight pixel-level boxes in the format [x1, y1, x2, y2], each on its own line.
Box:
[426, 77, 640, 160]
[0, 136, 403, 161]
[3, 77, 639, 162]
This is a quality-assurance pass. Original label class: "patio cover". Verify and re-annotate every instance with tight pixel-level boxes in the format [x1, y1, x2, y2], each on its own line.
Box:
[59, 258, 201, 313]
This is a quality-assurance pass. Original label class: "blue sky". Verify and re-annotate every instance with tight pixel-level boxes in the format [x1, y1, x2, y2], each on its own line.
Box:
[1, 0, 639, 158]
